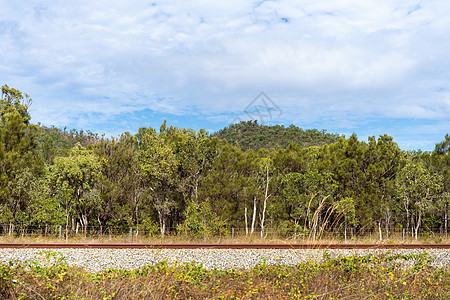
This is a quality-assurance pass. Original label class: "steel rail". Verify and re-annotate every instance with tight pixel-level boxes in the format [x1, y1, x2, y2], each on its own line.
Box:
[0, 243, 449, 249]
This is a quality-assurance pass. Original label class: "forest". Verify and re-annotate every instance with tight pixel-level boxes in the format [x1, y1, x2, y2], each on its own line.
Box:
[1, 84, 449, 240]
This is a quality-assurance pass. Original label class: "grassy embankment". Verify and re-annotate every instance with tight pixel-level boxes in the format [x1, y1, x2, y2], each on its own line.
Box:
[0, 251, 449, 299]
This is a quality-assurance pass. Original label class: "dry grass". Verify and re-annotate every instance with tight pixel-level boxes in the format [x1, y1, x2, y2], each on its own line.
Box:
[1, 251, 449, 299]
[1, 231, 449, 245]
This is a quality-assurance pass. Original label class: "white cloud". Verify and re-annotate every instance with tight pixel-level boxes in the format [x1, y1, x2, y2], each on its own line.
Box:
[1, 0, 450, 149]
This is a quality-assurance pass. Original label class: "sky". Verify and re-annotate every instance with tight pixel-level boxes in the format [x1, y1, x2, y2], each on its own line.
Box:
[1, 0, 449, 151]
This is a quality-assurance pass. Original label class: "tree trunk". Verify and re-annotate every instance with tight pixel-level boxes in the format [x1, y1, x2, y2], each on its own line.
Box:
[260, 198, 267, 239]
[404, 197, 410, 238]
[378, 221, 382, 241]
[244, 207, 248, 236]
[158, 210, 166, 237]
[135, 200, 139, 226]
[344, 221, 347, 244]
[260, 164, 270, 239]
[385, 221, 389, 239]
[98, 216, 102, 235]
[65, 201, 70, 241]
[414, 212, 421, 240]
[82, 213, 88, 234]
[251, 197, 257, 235]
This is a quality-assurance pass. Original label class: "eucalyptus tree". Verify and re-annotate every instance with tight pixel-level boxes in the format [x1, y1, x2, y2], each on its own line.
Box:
[0, 85, 44, 222]
[255, 150, 274, 238]
[50, 144, 104, 234]
[322, 134, 404, 236]
[361, 135, 403, 238]
[271, 143, 336, 236]
[137, 122, 181, 237]
[199, 143, 255, 231]
[93, 133, 140, 229]
[431, 134, 450, 234]
[174, 129, 226, 237]
[175, 129, 217, 204]
[397, 158, 443, 239]
[27, 175, 65, 229]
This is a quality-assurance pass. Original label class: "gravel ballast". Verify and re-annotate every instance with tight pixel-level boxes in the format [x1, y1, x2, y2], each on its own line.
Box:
[1, 248, 449, 272]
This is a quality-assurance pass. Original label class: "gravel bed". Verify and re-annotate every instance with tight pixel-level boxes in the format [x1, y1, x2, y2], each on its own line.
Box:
[0, 248, 449, 272]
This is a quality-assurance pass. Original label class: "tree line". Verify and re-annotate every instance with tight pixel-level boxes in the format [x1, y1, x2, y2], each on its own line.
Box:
[1, 85, 449, 239]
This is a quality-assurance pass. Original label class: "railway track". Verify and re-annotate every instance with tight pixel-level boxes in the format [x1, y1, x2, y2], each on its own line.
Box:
[0, 243, 449, 249]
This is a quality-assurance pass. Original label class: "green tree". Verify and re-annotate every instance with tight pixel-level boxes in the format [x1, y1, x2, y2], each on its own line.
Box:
[397, 159, 443, 239]
[174, 129, 225, 238]
[93, 133, 141, 230]
[431, 134, 450, 234]
[27, 175, 65, 229]
[0, 85, 44, 222]
[199, 143, 251, 231]
[361, 135, 403, 239]
[50, 144, 103, 234]
[137, 123, 180, 237]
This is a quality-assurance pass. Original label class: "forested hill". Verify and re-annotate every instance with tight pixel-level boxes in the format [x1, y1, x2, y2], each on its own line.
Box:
[37, 125, 99, 164]
[213, 120, 341, 151]
[37, 121, 341, 160]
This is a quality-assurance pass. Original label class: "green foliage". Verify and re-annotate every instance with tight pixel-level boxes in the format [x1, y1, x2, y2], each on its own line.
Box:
[37, 125, 99, 164]
[0, 264, 13, 299]
[397, 158, 443, 238]
[137, 124, 183, 236]
[27, 176, 65, 226]
[179, 200, 228, 238]
[140, 216, 160, 236]
[93, 133, 140, 228]
[50, 144, 104, 231]
[336, 197, 356, 226]
[0, 84, 44, 222]
[213, 120, 340, 151]
[28, 251, 69, 279]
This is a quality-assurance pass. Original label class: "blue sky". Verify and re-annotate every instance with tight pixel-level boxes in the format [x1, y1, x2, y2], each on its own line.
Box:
[1, 0, 449, 151]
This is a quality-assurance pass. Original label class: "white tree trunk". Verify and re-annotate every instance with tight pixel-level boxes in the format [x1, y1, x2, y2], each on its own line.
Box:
[260, 164, 270, 239]
[344, 221, 347, 244]
[260, 198, 267, 239]
[158, 210, 166, 238]
[245, 207, 248, 235]
[378, 221, 382, 241]
[414, 213, 421, 240]
[82, 214, 88, 234]
[251, 197, 257, 235]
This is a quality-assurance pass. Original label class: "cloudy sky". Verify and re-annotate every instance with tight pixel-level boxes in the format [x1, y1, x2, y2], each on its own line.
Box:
[1, 0, 449, 150]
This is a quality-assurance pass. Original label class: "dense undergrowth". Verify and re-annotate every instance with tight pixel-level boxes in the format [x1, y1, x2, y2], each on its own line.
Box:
[0, 251, 449, 299]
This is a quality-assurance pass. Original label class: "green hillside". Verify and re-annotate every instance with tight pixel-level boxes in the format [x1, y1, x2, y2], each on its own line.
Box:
[213, 120, 341, 151]
[37, 125, 99, 164]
